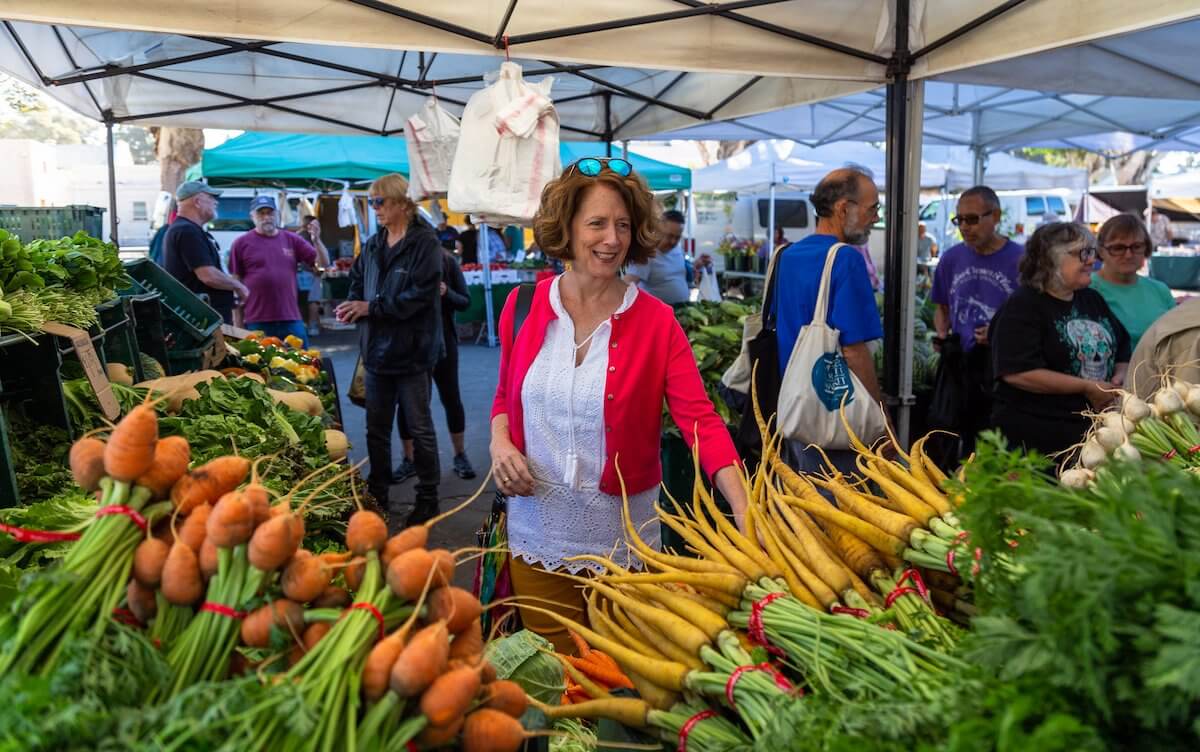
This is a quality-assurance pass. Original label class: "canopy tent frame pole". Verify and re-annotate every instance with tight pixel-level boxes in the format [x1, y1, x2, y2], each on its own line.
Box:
[603, 92, 613, 158]
[767, 160, 776, 258]
[503, 0, 794, 47]
[482, 223, 496, 348]
[882, 0, 921, 446]
[105, 115, 119, 249]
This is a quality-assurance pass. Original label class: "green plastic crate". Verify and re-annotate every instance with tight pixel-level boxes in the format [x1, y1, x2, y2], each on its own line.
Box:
[0, 205, 105, 241]
[122, 291, 170, 380]
[121, 258, 221, 349]
[97, 297, 140, 378]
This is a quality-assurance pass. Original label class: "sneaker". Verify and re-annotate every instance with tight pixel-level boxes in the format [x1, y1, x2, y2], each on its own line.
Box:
[392, 457, 416, 484]
[453, 452, 477, 480]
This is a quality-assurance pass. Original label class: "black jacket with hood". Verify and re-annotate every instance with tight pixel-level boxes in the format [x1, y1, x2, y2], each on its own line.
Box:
[348, 222, 444, 375]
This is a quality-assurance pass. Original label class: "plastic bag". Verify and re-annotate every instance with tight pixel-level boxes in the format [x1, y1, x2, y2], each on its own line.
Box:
[448, 62, 560, 226]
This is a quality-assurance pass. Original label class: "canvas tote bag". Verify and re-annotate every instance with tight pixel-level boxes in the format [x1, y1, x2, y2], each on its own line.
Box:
[777, 243, 887, 449]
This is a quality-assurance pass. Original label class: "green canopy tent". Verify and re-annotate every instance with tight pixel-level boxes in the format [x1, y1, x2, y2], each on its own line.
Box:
[191, 131, 690, 190]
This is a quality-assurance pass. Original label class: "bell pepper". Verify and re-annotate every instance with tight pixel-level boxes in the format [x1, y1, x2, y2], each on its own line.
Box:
[242, 353, 262, 365]
[295, 365, 320, 384]
[260, 336, 284, 348]
[245, 331, 264, 341]
[284, 334, 305, 349]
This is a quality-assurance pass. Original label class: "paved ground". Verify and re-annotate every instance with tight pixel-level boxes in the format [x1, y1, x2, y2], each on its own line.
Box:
[312, 326, 499, 589]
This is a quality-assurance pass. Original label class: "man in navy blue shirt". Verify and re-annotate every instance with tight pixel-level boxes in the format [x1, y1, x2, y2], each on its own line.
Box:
[774, 167, 886, 475]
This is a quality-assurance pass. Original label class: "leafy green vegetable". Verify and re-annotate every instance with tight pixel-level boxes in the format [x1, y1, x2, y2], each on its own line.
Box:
[950, 433, 1200, 749]
[485, 630, 565, 731]
[4, 414, 74, 501]
[668, 298, 760, 434]
[0, 490, 96, 570]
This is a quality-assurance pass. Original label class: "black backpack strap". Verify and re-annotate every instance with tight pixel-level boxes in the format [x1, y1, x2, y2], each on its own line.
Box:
[511, 282, 536, 343]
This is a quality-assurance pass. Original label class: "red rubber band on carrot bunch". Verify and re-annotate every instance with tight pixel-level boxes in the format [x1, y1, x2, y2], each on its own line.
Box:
[95, 505, 148, 532]
[747, 591, 786, 657]
[112, 607, 143, 628]
[724, 663, 795, 705]
[677, 709, 717, 752]
[200, 602, 247, 619]
[830, 605, 870, 619]
[350, 602, 386, 641]
[886, 568, 931, 608]
[0, 522, 81, 543]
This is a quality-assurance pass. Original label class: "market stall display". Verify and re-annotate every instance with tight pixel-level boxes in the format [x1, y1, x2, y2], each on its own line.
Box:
[226, 331, 342, 424]
[0, 402, 522, 751]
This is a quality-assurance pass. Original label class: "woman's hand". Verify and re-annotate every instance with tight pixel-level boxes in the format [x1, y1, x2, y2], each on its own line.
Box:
[491, 434, 535, 497]
[713, 466, 748, 532]
[1084, 380, 1116, 410]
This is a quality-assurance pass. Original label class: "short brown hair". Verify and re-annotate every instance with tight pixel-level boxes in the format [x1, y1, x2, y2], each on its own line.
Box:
[1097, 213, 1154, 258]
[532, 169, 660, 264]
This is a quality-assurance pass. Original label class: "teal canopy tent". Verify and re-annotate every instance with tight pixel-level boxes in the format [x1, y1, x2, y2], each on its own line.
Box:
[194, 131, 690, 191]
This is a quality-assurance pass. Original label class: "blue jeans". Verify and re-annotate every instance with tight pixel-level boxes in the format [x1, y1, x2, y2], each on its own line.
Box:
[245, 320, 308, 347]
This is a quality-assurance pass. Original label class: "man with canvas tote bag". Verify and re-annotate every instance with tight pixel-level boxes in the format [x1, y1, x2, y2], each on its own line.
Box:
[772, 168, 889, 476]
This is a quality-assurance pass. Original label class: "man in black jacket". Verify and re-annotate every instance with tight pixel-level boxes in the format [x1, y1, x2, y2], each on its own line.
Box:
[337, 174, 443, 527]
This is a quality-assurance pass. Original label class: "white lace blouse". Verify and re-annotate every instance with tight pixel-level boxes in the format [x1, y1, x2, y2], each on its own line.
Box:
[507, 277, 662, 575]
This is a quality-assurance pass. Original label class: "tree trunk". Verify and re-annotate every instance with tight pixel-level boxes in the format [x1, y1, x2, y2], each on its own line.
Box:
[151, 127, 205, 194]
[716, 140, 755, 161]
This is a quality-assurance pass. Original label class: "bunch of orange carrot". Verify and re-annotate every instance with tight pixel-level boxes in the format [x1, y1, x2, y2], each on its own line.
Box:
[0, 403, 187, 676]
[559, 630, 634, 705]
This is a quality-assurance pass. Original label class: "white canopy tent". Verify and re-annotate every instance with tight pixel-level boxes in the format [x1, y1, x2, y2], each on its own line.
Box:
[692, 140, 1086, 194]
[0, 2, 1195, 141]
[691, 140, 945, 193]
[648, 75, 1200, 160]
[2, 0, 1198, 442]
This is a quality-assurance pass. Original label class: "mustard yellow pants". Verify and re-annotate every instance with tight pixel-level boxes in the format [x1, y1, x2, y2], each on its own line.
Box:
[507, 555, 588, 655]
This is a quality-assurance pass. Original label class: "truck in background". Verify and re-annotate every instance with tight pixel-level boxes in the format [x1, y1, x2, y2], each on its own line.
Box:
[919, 189, 1076, 255]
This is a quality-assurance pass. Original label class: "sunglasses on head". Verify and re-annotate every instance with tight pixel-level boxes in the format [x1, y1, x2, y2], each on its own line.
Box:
[566, 157, 633, 178]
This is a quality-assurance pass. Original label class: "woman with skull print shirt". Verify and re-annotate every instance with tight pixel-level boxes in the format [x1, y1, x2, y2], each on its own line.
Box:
[989, 222, 1130, 459]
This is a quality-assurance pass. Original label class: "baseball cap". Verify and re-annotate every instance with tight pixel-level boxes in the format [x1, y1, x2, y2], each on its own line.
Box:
[175, 180, 222, 202]
[250, 195, 277, 212]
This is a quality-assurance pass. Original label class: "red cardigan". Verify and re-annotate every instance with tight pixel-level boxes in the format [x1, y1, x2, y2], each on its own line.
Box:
[491, 278, 740, 496]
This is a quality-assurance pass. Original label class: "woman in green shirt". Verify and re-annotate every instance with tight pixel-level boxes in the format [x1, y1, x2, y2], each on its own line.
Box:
[1090, 213, 1175, 348]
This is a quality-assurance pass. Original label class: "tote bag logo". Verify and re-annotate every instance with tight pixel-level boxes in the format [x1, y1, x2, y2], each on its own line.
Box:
[811, 351, 854, 412]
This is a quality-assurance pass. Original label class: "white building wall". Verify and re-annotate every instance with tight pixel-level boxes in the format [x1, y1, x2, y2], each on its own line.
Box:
[0, 139, 161, 246]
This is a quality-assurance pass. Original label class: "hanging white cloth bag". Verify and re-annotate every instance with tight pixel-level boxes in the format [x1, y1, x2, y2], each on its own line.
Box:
[777, 243, 887, 449]
[405, 97, 461, 200]
[448, 61, 560, 226]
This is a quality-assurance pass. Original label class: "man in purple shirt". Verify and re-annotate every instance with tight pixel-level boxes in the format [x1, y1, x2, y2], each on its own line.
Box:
[930, 185, 1023, 456]
[229, 195, 330, 345]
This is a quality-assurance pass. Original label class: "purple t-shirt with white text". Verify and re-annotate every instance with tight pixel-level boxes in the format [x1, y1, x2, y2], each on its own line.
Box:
[229, 229, 316, 323]
[930, 239, 1023, 351]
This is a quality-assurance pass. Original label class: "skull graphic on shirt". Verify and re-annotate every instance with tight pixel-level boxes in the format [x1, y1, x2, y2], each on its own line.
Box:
[1062, 317, 1115, 381]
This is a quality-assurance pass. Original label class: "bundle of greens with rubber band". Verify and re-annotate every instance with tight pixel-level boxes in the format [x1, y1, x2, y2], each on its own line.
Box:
[154, 456, 359, 697]
[0, 401, 185, 676]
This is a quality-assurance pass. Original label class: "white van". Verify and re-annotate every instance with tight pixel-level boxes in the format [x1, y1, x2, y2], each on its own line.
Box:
[920, 189, 1075, 254]
[689, 191, 816, 269]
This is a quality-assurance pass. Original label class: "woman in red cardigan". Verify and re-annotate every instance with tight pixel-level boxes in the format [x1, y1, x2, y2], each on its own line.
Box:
[490, 158, 747, 651]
